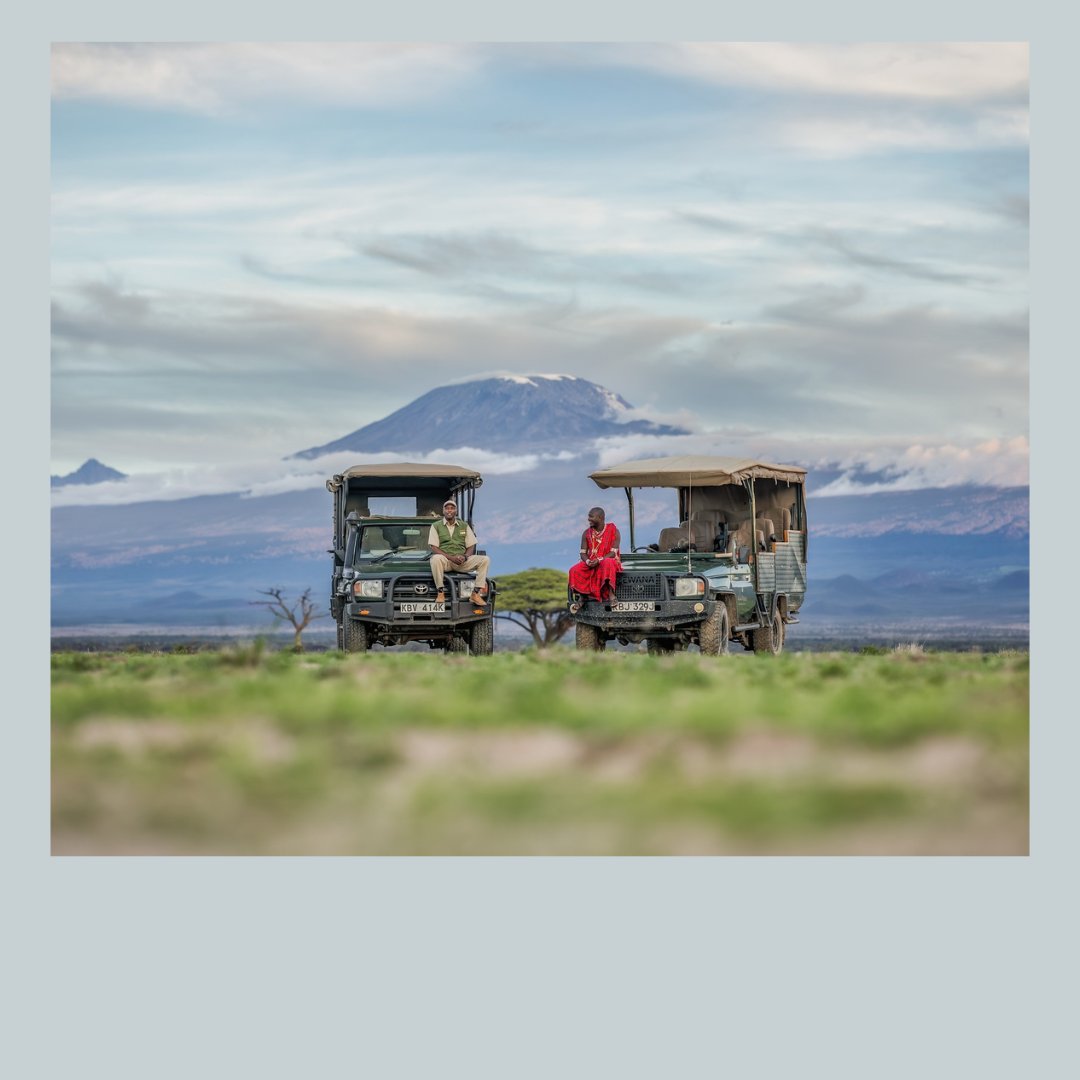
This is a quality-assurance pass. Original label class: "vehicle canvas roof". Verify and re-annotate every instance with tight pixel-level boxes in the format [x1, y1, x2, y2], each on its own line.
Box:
[327, 462, 483, 493]
[589, 455, 806, 488]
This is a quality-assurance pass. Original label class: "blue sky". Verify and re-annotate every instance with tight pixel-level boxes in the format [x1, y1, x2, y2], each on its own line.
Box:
[51, 43, 1028, 500]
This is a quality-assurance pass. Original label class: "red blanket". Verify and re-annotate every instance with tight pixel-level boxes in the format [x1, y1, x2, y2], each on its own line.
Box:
[568, 522, 623, 601]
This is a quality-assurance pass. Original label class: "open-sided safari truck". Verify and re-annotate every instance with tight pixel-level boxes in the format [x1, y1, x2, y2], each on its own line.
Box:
[570, 455, 807, 654]
[326, 463, 495, 655]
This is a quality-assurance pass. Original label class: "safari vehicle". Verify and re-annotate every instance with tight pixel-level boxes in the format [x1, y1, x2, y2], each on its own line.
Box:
[569, 456, 807, 655]
[326, 464, 495, 655]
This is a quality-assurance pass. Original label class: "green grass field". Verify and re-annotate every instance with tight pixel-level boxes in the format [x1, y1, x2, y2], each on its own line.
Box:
[51, 647, 1029, 855]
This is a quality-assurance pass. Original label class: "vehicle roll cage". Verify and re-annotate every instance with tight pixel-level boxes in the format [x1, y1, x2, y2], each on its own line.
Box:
[620, 477, 806, 553]
[329, 468, 482, 558]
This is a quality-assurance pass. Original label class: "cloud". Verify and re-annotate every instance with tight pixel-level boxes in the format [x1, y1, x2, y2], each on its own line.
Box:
[603, 43, 1028, 103]
[50, 407, 1027, 510]
[49, 446, 579, 508]
[775, 106, 1028, 157]
[53, 44, 1028, 118]
[674, 211, 753, 235]
[676, 212, 1015, 291]
[592, 432, 1029, 491]
[760, 284, 867, 325]
[52, 43, 481, 114]
[804, 229, 996, 286]
[359, 231, 554, 280]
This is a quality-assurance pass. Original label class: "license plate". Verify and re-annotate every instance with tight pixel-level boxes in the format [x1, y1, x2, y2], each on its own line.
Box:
[612, 601, 653, 612]
[400, 602, 444, 613]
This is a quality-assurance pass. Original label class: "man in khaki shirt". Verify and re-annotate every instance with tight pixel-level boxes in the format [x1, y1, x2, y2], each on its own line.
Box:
[427, 498, 491, 606]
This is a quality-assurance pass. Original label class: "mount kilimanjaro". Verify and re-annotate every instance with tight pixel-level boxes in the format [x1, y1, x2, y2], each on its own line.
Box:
[291, 374, 689, 459]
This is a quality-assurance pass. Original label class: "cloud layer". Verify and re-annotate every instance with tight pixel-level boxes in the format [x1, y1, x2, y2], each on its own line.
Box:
[53, 43, 1028, 111]
[52, 44, 482, 113]
[49, 448, 581, 508]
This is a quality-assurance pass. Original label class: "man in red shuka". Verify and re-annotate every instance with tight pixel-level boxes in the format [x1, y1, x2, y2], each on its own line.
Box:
[568, 507, 623, 601]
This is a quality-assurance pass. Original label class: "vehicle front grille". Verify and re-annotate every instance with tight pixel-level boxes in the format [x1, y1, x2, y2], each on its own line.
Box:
[614, 573, 664, 601]
[392, 576, 437, 601]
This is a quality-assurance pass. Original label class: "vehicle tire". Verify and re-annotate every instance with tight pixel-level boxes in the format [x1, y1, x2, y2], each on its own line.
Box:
[446, 635, 470, 654]
[751, 609, 784, 656]
[336, 618, 344, 652]
[575, 622, 605, 651]
[468, 618, 494, 656]
[342, 616, 369, 654]
[647, 639, 675, 655]
[699, 603, 731, 656]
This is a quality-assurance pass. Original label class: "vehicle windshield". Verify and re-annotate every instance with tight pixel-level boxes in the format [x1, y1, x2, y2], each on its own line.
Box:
[355, 523, 432, 560]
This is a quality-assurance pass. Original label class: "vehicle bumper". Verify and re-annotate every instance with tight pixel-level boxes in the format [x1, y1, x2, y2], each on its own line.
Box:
[571, 598, 716, 632]
[344, 599, 491, 627]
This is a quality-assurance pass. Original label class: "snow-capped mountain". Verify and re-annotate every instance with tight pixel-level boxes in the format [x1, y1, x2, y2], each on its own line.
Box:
[291, 374, 689, 459]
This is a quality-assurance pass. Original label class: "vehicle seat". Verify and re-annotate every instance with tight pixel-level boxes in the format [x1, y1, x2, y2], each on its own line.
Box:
[732, 520, 754, 562]
[679, 520, 712, 550]
[364, 527, 388, 552]
[759, 518, 776, 546]
[777, 508, 791, 539]
[658, 526, 691, 552]
[689, 511, 726, 550]
[416, 495, 447, 516]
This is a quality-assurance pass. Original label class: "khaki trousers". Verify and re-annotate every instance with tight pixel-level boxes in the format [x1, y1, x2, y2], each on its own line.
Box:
[430, 553, 490, 591]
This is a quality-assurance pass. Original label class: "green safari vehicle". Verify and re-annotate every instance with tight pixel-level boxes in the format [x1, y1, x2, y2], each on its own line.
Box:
[569, 455, 807, 654]
[326, 463, 496, 655]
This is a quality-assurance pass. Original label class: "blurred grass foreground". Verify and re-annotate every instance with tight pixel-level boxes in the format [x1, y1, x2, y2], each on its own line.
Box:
[51, 648, 1029, 855]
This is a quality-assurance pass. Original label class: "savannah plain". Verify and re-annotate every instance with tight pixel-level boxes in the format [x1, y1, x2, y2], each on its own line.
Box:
[51, 646, 1029, 856]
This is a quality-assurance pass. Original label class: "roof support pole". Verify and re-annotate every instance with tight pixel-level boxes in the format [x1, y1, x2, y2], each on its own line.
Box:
[745, 477, 758, 585]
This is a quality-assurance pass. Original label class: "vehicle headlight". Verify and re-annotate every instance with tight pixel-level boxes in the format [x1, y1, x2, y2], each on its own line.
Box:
[673, 577, 705, 598]
[353, 580, 384, 598]
[459, 579, 476, 598]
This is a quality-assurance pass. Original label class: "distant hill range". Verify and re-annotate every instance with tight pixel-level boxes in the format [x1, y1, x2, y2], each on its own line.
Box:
[809, 484, 1028, 541]
[291, 374, 689, 458]
[51, 458, 127, 487]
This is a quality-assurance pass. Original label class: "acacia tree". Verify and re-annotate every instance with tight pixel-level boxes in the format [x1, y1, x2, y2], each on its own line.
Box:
[494, 568, 573, 648]
[251, 587, 326, 652]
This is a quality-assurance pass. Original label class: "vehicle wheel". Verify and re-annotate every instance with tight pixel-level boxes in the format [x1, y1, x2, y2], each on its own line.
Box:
[342, 616, 369, 654]
[751, 610, 784, 656]
[446, 635, 470, 654]
[575, 622, 605, 651]
[646, 639, 675, 655]
[468, 619, 494, 656]
[336, 619, 344, 651]
[699, 603, 731, 656]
